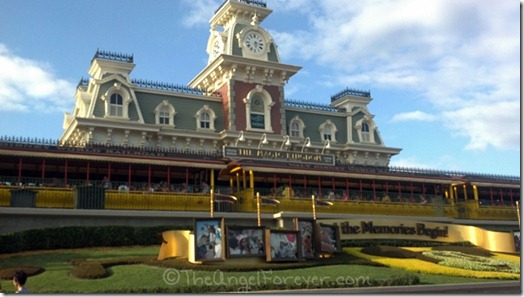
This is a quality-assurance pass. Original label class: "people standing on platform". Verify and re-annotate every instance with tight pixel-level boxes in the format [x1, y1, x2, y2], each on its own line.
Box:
[102, 176, 112, 190]
[201, 181, 210, 193]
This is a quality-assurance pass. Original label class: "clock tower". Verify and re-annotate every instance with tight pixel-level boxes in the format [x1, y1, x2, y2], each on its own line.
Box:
[189, 0, 301, 136]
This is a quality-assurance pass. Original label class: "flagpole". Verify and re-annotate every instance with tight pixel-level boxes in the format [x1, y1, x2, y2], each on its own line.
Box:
[311, 194, 317, 221]
[257, 192, 261, 227]
[210, 188, 214, 218]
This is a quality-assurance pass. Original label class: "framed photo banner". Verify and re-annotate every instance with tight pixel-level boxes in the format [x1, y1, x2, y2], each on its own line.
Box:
[194, 218, 225, 262]
[295, 219, 316, 259]
[315, 223, 341, 253]
[265, 229, 301, 262]
[227, 226, 266, 258]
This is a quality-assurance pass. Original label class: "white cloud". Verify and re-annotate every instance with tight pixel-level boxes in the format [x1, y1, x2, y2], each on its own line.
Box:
[180, 0, 222, 28]
[271, 0, 519, 152]
[443, 101, 520, 151]
[388, 156, 433, 170]
[392, 111, 437, 122]
[179, 0, 520, 152]
[0, 44, 75, 112]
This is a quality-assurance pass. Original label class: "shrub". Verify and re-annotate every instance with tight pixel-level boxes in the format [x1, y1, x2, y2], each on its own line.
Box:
[71, 262, 108, 279]
[0, 225, 191, 254]
[0, 266, 45, 280]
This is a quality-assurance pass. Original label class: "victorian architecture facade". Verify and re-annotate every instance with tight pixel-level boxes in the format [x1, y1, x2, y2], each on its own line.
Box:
[60, 0, 400, 168]
[0, 0, 519, 236]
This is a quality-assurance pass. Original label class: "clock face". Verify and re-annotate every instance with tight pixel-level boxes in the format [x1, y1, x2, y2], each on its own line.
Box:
[244, 31, 265, 53]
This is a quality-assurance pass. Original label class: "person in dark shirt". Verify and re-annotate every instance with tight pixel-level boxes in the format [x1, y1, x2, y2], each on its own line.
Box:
[13, 270, 30, 294]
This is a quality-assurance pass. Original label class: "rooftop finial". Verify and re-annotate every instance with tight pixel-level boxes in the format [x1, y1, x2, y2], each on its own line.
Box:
[251, 11, 259, 26]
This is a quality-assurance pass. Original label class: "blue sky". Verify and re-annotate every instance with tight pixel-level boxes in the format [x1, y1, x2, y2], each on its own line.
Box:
[0, 0, 520, 177]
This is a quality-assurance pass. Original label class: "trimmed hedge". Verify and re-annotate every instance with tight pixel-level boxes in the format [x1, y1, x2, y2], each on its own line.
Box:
[0, 266, 45, 280]
[0, 225, 191, 254]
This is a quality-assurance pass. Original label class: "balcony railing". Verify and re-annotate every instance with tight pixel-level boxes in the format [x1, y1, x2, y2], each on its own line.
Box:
[0, 185, 517, 222]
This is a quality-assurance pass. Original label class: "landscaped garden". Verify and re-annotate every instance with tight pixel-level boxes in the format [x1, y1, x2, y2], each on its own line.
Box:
[0, 226, 520, 293]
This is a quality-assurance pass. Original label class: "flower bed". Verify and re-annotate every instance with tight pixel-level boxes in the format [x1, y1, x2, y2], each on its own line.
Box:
[344, 246, 520, 280]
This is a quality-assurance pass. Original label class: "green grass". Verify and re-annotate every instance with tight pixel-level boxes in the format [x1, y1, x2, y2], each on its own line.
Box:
[0, 246, 512, 293]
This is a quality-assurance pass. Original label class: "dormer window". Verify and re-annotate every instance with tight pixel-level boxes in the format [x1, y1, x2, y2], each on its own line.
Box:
[101, 83, 132, 119]
[319, 120, 337, 143]
[200, 112, 210, 128]
[154, 100, 176, 126]
[355, 115, 378, 144]
[158, 106, 170, 125]
[289, 116, 305, 138]
[323, 126, 332, 141]
[110, 93, 123, 117]
[361, 123, 370, 142]
[290, 122, 300, 137]
[195, 105, 216, 131]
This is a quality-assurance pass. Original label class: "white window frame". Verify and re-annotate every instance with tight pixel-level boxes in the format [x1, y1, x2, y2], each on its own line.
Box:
[355, 116, 376, 143]
[318, 120, 337, 143]
[195, 105, 216, 131]
[289, 116, 305, 138]
[243, 85, 274, 133]
[154, 100, 176, 126]
[101, 83, 132, 119]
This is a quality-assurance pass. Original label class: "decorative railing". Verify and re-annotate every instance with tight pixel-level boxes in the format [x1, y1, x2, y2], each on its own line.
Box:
[76, 76, 220, 97]
[331, 87, 371, 102]
[215, 0, 267, 13]
[284, 99, 345, 113]
[131, 79, 220, 97]
[0, 136, 58, 146]
[77, 77, 89, 88]
[387, 166, 521, 183]
[92, 49, 134, 63]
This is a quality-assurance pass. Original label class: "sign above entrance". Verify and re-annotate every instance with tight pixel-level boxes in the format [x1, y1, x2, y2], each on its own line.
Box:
[222, 146, 335, 165]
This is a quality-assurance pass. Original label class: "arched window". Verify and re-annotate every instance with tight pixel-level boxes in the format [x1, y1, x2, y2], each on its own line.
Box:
[355, 115, 379, 144]
[200, 112, 210, 129]
[250, 94, 265, 129]
[101, 82, 133, 119]
[195, 105, 216, 131]
[319, 120, 337, 143]
[323, 126, 332, 141]
[154, 101, 176, 126]
[361, 123, 370, 142]
[288, 116, 305, 138]
[290, 122, 300, 137]
[244, 85, 274, 132]
[109, 93, 123, 117]
[158, 106, 171, 125]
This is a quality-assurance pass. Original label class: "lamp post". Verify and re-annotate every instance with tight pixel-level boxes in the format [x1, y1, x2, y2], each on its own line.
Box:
[257, 133, 268, 149]
[517, 201, 521, 227]
[301, 137, 311, 152]
[280, 135, 291, 150]
[311, 194, 317, 221]
[321, 139, 331, 154]
[210, 188, 214, 218]
[256, 192, 261, 227]
[235, 131, 245, 147]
